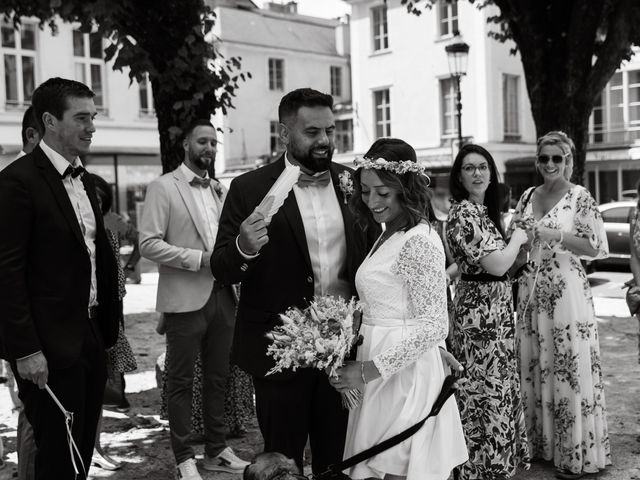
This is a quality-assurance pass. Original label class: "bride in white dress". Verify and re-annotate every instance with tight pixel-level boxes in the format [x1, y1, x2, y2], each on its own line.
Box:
[331, 138, 468, 480]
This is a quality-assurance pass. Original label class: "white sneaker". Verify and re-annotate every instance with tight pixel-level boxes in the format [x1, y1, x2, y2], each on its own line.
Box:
[202, 446, 250, 473]
[176, 458, 202, 480]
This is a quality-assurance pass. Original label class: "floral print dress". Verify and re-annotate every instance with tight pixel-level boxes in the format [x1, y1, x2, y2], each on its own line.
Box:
[446, 200, 530, 480]
[512, 185, 611, 475]
[630, 205, 640, 363]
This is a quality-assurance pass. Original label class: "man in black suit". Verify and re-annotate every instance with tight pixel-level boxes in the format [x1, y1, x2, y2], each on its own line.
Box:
[211, 88, 373, 474]
[0, 77, 118, 480]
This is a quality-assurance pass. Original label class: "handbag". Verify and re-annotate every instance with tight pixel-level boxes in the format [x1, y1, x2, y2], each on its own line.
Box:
[312, 375, 459, 480]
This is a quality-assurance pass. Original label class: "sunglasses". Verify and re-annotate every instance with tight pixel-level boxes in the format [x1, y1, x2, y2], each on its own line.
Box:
[537, 153, 568, 164]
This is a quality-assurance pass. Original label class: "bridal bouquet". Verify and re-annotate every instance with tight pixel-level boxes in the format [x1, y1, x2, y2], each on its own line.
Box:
[266, 295, 363, 409]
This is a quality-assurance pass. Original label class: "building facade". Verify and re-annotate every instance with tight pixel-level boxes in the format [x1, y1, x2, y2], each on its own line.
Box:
[344, 0, 536, 182]
[585, 52, 640, 203]
[210, 1, 352, 174]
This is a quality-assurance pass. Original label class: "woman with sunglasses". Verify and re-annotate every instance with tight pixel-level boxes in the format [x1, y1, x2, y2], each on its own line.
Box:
[510, 131, 611, 479]
[445, 144, 531, 480]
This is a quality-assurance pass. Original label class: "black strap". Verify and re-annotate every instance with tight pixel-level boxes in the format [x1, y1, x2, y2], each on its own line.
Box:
[313, 375, 459, 480]
[522, 187, 535, 209]
[461, 272, 508, 282]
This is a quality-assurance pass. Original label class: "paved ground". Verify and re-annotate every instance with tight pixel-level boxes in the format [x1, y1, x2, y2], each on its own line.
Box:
[0, 270, 639, 479]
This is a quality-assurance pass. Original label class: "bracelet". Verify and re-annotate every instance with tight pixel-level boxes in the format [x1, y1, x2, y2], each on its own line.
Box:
[360, 361, 367, 384]
[559, 231, 564, 244]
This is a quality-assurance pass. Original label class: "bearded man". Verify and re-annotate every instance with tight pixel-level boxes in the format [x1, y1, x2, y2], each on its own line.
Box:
[211, 89, 375, 474]
[139, 119, 248, 480]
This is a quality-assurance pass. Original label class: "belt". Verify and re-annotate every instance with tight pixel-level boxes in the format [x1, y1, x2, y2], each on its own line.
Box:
[461, 272, 508, 282]
[88, 306, 98, 319]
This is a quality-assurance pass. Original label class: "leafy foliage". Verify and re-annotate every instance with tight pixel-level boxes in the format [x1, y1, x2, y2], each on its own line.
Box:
[400, 0, 640, 184]
[2, 0, 248, 172]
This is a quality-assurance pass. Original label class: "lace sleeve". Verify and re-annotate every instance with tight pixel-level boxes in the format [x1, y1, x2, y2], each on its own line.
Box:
[372, 233, 449, 379]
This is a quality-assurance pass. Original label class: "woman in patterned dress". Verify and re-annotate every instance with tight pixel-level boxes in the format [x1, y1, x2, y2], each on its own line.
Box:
[628, 181, 640, 362]
[511, 131, 611, 479]
[445, 144, 530, 480]
[92, 174, 138, 470]
[330, 138, 467, 480]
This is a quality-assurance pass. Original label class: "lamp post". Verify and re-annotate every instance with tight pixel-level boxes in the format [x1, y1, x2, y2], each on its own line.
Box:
[445, 40, 470, 148]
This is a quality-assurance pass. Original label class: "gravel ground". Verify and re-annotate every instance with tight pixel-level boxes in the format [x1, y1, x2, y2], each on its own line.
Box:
[0, 272, 639, 480]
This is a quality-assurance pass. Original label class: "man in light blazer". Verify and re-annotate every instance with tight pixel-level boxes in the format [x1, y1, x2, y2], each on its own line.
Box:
[139, 119, 248, 480]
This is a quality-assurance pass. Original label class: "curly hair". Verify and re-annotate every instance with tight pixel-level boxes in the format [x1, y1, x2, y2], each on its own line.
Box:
[449, 143, 505, 237]
[349, 138, 431, 232]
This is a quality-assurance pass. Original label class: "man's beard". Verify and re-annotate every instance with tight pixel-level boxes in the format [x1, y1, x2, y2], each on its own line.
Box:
[288, 143, 333, 173]
[190, 151, 213, 171]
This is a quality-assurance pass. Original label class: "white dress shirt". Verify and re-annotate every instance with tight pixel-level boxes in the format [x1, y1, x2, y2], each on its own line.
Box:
[285, 155, 350, 299]
[40, 140, 98, 307]
[179, 163, 219, 267]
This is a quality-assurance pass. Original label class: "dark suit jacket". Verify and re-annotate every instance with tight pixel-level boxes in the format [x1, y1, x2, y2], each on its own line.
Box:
[0, 146, 119, 369]
[211, 156, 377, 378]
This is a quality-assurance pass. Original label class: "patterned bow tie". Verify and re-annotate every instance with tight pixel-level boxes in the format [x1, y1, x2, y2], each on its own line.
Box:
[61, 165, 85, 179]
[189, 176, 211, 188]
[297, 170, 331, 188]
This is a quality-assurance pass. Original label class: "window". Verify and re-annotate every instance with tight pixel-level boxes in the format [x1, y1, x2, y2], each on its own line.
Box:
[438, 0, 459, 37]
[373, 89, 391, 138]
[503, 74, 520, 140]
[335, 119, 353, 153]
[139, 75, 154, 116]
[73, 30, 106, 110]
[590, 70, 640, 144]
[1, 21, 36, 107]
[440, 78, 457, 137]
[371, 5, 389, 52]
[269, 121, 284, 154]
[330, 66, 342, 97]
[268, 58, 284, 91]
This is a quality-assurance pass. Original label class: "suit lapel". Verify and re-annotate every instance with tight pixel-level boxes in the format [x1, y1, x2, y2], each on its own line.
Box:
[209, 180, 225, 217]
[33, 147, 85, 248]
[330, 164, 357, 281]
[172, 168, 211, 249]
[281, 190, 313, 270]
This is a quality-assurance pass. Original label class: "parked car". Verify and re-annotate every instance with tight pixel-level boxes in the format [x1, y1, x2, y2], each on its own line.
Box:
[591, 200, 635, 270]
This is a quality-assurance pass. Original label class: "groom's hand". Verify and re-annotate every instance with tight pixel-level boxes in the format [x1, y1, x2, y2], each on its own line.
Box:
[17, 351, 49, 389]
[238, 210, 269, 255]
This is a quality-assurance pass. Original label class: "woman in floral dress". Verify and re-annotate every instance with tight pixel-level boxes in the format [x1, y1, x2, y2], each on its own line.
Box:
[446, 144, 530, 480]
[512, 131, 611, 479]
[628, 181, 640, 362]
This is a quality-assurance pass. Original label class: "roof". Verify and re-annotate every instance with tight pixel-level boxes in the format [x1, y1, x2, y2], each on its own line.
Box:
[216, 6, 341, 56]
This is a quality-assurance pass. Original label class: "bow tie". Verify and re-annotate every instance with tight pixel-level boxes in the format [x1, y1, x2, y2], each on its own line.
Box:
[297, 170, 331, 188]
[61, 165, 85, 179]
[189, 176, 211, 188]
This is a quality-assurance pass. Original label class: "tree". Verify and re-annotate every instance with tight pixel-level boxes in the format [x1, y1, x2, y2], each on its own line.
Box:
[400, 0, 640, 184]
[2, 0, 248, 173]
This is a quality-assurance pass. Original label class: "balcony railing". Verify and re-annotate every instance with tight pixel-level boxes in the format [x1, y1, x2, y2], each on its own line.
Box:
[589, 126, 640, 145]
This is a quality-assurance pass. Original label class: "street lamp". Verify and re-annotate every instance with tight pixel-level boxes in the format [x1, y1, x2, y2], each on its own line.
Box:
[445, 40, 470, 148]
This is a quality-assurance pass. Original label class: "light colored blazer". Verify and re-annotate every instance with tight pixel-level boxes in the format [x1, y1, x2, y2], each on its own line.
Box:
[139, 166, 227, 313]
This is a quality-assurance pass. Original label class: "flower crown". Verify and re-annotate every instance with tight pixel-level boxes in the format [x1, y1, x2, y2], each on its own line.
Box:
[353, 156, 431, 182]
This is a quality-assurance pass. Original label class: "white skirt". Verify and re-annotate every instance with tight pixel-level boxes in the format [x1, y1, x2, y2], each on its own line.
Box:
[344, 322, 468, 480]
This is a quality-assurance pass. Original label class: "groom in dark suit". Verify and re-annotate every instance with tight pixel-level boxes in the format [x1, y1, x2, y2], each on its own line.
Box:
[0, 77, 118, 479]
[212, 88, 374, 474]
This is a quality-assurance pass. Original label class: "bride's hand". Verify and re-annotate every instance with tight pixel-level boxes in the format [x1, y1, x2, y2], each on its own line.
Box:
[329, 361, 363, 391]
[438, 347, 464, 374]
